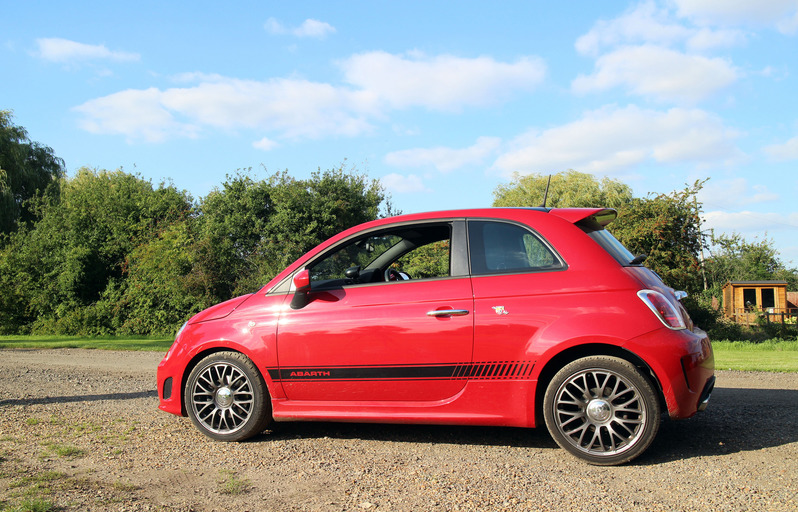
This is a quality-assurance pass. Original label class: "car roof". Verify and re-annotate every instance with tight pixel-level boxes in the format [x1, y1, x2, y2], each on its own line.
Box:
[364, 207, 617, 228]
[262, 207, 618, 293]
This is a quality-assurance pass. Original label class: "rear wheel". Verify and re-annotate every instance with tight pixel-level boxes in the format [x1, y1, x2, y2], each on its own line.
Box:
[185, 351, 272, 441]
[543, 356, 660, 465]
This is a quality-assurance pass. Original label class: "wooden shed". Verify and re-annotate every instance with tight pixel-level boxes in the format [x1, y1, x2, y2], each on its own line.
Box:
[722, 281, 793, 324]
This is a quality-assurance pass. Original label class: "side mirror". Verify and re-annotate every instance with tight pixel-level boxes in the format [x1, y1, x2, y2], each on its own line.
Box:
[345, 266, 361, 280]
[293, 269, 311, 292]
[290, 269, 311, 309]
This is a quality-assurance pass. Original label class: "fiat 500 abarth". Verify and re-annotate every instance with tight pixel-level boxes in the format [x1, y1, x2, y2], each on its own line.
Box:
[158, 207, 714, 465]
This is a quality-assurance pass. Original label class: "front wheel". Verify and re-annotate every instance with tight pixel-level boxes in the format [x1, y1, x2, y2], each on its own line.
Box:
[543, 356, 661, 465]
[185, 351, 272, 441]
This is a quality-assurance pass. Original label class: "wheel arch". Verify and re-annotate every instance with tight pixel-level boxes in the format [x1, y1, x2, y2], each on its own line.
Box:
[179, 345, 275, 417]
[533, 343, 666, 426]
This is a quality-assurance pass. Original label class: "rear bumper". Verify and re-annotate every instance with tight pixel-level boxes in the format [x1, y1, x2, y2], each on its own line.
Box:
[697, 375, 715, 412]
[625, 326, 714, 419]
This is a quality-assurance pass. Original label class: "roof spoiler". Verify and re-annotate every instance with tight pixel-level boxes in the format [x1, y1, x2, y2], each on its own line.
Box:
[548, 208, 617, 228]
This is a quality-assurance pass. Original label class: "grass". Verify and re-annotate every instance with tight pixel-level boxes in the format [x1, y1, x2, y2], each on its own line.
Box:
[1, 470, 64, 512]
[218, 470, 250, 495]
[9, 472, 65, 490]
[0, 335, 172, 351]
[1, 336, 796, 372]
[41, 443, 84, 459]
[712, 339, 798, 373]
[1, 497, 57, 512]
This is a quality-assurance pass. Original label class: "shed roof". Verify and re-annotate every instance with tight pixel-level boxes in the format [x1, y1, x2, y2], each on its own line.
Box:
[723, 281, 788, 287]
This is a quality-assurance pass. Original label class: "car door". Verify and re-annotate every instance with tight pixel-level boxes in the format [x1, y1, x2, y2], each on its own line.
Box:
[467, 219, 568, 367]
[275, 221, 474, 402]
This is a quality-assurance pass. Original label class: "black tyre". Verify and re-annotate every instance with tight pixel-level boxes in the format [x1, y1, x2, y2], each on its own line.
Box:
[543, 356, 661, 465]
[185, 351, 272, 441]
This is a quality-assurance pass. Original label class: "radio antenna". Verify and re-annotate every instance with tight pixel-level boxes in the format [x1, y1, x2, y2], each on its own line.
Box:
[540, 174, 552, 208]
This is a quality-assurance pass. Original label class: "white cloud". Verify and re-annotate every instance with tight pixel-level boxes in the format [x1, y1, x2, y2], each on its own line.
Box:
[252, 137, 279, 151]
[673, 0, 798, 34]
[385, 137, 501, 172]
[764, 135, 798, 161]
[340, 51, 546, 111]
[698, 178, 780, 211]
[576, 1, 746, 55]
[74, 75, 375, 143]
[702, 210, 798, 233]
[687, 27, 748, 51]
[492, 104, 743, 177]
[265, 18, 336, 38]
[572, 45, 739, 103]
[73, 88, 198, 143]
[576, 2, 690, 56]
[73, 52, 546, 143]
[35, 38, 140, 63]
[381, 173, 430, 193]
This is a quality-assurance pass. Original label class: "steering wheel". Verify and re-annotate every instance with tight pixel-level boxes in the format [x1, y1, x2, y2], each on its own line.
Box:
[385, 268, 406, 281]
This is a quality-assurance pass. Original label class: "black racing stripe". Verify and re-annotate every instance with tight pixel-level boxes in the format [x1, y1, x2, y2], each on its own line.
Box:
[279, 365, 459, 381]
[266, 361, 535, 382]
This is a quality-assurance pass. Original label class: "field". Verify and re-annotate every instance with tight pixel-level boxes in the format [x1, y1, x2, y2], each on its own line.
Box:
[1, 336, 796, 372]
[1, 349, 797, 511]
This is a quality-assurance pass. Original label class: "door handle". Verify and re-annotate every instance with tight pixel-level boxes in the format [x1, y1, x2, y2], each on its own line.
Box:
[427, 309, 470, 317]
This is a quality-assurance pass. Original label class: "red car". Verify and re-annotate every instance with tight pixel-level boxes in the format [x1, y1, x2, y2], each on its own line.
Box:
[157, 207, 714, 465]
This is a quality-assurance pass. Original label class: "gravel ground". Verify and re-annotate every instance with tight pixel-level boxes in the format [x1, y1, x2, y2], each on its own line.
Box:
[0, 348, 796, 511]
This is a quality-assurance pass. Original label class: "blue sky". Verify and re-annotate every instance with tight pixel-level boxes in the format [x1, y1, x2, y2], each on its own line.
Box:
[4, 1, 798, 264]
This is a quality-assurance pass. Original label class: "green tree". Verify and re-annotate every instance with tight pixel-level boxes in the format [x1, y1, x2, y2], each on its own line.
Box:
[0, 111, 65, 235]
[611, 183, 705, 294]
[493, 170, 633, 208]
[0, 168, 192, 334]
[183, 164, 386, 304]
[705, 233, 798, 289]
[192, 172, 275, 300]
[493, 172, 703, 292]
[0, 163, 387, 335]
[117, 221, 215, 334]
[0, 229, 36, 333]
[253, 165, 385, 287]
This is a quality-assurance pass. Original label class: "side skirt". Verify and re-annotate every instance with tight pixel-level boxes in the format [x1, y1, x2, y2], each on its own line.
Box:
[270, 379, 538, 428]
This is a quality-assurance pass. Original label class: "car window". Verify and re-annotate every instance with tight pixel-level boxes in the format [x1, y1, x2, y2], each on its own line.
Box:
[468, 220, 562, 275]
[310, 233, 402, 282]
[584, 228, 639, 266]
[308, 224, 451, 287]
[391, 239, 450, 279]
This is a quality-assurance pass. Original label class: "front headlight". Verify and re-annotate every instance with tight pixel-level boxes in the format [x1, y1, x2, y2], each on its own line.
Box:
[163, 321, 188, 361]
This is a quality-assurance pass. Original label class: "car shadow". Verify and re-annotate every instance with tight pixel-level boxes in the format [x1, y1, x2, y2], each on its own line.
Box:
[643, 386, 798, 464]
[0, 390, 157, 407]
[263, 421, 559, 450]
[257, 385, 798, 465]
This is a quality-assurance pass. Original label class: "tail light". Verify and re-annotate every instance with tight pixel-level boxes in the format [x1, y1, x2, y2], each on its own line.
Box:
[637, 290, 687, 330]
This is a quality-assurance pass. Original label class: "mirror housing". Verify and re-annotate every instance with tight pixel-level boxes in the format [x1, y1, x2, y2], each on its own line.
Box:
[293, 269, 311, 292]
[290, 269, 311, 309]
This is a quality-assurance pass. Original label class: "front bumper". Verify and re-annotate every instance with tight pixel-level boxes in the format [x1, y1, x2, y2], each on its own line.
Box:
[157, 357, 184, 416]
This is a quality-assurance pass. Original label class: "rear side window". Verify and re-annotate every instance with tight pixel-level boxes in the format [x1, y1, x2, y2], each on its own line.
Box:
[586, 229, 638, 266]
[468, 220, 563, 275]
